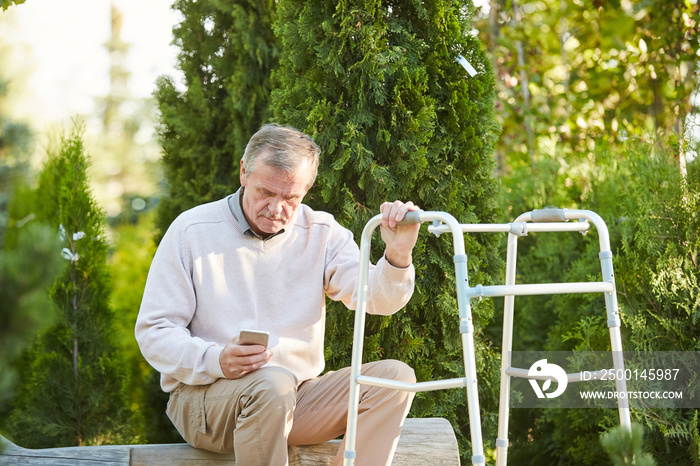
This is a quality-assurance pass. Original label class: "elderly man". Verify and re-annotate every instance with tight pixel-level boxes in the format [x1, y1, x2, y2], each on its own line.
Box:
[135, 124, 421, 466]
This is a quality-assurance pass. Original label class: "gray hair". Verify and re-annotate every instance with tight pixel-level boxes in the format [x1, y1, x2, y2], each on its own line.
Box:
[242, 124, 321, 188]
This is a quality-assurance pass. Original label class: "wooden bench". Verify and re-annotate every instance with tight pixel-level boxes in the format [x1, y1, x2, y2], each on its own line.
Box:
[0, 417, 459, 465]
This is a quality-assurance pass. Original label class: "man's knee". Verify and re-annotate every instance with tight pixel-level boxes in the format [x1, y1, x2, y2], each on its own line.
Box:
[366, 359, 416, 384]
[244, 366, 298, 409]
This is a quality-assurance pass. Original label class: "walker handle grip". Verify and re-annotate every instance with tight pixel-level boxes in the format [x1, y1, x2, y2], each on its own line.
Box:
[398, 210, 424, 224]
[531, 208, 568, 222]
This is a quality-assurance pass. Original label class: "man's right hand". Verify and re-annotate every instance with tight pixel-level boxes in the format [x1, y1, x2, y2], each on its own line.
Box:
[219, 339, 273, 379]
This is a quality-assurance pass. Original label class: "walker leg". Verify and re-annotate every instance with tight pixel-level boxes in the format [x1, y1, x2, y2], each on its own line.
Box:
[455, 254, 485, 465]
[496, 233, 519, 466]
[600, 250, 632, 431]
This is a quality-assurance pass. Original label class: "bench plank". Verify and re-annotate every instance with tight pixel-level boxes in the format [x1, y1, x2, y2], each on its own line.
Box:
[0, 417, 459, 465]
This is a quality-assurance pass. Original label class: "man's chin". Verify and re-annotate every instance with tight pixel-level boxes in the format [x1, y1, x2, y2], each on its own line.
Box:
[256, 218, 288, 234]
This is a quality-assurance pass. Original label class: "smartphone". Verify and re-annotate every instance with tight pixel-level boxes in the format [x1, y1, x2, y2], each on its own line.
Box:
[238, 329, 270, 348]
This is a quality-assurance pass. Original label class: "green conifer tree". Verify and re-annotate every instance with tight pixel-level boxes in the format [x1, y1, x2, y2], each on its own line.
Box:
[601, 422, 657, 466]
[8, 125, 132, 448]
[272, 0, 502, 457]
[154, 0, 279, 241]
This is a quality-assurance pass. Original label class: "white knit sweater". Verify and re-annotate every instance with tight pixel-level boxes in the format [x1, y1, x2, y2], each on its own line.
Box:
[135, 192, 415, 392]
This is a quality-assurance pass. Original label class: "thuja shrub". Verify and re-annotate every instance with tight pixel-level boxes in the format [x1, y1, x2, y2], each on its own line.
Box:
[154, 0, 279, 242]
[272, 0, 503, 458]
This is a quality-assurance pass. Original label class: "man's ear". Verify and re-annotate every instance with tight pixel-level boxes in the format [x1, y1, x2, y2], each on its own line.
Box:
[239, 159, 247, 186]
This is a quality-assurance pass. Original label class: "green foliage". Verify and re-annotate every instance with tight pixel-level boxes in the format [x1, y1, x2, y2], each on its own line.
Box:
[0, 65, 57, 449]
[154, 0, 279, 242]
[1, 74, 34, 234]
[272, 0, 502, 459]
[616, 152, 699, 352]
[601, 423, 657, 466]
[0, 118, 32, 167]
[476, 0, 700, 170]
[8, 124, 134, 448]
[0, 0, 25, 11]
[108, 211, 180, 444]
[0, 210, 62, 435]
[499, 141, 699, 464]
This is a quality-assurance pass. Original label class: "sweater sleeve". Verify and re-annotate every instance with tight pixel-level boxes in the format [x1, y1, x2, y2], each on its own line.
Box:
[324, 223, 415, 315]
[134, 221, 225, 389]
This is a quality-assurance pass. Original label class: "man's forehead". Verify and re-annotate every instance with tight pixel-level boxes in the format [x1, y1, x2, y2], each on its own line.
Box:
[253, 154, 314, 189]
[252, 162, 311, 194]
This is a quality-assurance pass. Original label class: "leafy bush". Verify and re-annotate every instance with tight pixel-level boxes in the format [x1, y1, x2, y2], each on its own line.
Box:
[499, 141, 699, 464]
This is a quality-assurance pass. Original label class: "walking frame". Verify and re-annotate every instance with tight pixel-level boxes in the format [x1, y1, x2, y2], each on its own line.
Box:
[343, 208, 632, 466]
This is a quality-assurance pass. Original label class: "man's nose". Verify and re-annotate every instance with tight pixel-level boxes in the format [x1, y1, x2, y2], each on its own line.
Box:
[268, 197, 284, 214]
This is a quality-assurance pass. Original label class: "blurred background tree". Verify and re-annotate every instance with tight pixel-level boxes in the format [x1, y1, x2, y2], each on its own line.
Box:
[89, 6, 167, 441]
[0, 46, 62, 445]
[498, 142, 699, 464]
[7, 125, 135, 448]
[479, 0, 699, 176]
[474, 1, 700, 463]
[89, 3, 161, 223]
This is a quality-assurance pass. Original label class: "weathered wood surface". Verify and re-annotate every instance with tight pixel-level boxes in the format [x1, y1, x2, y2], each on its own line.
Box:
[0, 417, 459, 465]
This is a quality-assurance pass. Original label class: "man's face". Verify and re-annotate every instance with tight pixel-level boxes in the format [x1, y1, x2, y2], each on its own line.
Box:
[239, 153, 313, 236]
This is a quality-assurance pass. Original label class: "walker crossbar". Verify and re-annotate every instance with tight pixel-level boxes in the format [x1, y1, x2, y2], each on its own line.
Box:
[343, 209, 631, 466]
[428, 221, 591, 235]
[356, 375, 468, 392]
[466, 281, 614, 298]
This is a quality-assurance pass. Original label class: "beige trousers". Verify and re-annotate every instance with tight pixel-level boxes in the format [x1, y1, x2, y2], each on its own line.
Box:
[166, 360, 416, 466]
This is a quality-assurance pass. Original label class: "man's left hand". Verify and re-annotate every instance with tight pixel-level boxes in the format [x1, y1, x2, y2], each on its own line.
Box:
[379, 200, 421, 268]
